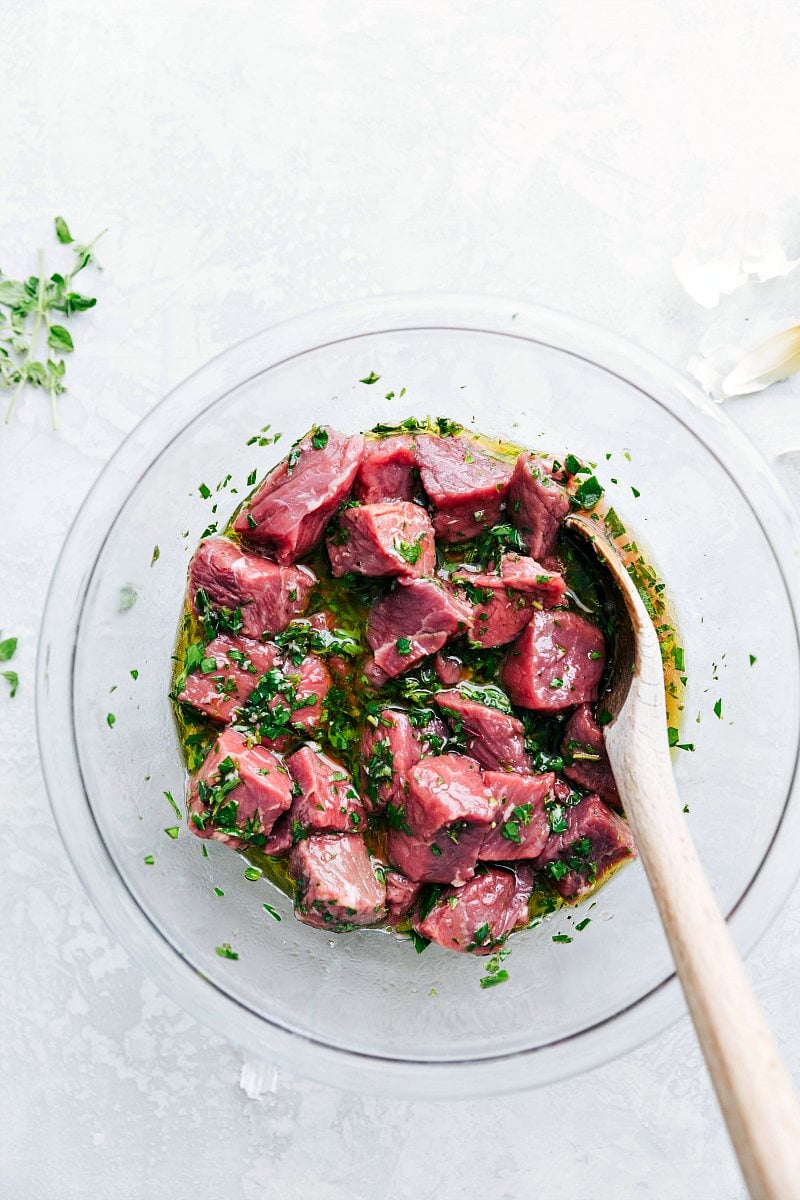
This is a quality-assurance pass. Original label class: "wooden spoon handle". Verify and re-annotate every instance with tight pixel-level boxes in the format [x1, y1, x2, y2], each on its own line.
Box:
[615, 761, 800, 1199]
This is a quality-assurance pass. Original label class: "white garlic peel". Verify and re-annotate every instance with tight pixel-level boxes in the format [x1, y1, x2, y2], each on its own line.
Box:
[722, 325, 800, 397]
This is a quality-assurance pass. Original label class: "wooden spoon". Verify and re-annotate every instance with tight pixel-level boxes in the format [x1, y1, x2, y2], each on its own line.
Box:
[564, 513, 800, 1200]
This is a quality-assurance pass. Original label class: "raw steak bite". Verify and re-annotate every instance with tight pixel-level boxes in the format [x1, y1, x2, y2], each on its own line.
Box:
[508, 452, 570, 559]
[355, 435, 417, 503]
[501, 610, 605, 711]
[562, 704, 620, 808]
[290, 835, 387, 929]
[189, 728, 293, 849]
[235, 654, 331, 746]
[435, 689, 530, 772]
[177, 635, 279, 722]
[327, 501, 435, 579]
[235, 427, 364, 563]
[414, 434, 513, 543]
[385, 870, 423, 924]
[189, 536, 314, 639]
[479, 771, 554, 860]
[404, 753, 499, 841]
[366, 578, 472, 679]
[386, 821, 487, 886]
[415, 866, 533, 954]
[434, 652, 463, 686]
[262, 811, 293, 856]
[360, 710, 424, 812]
[535, 794, 635, 901]
[287, 745, 367, 836]
[452, 555, 566, 648]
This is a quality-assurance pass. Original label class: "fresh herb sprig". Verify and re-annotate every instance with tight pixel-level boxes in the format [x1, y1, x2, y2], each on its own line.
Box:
[1, 216, 104, 428]
[0, 632, 18, 697]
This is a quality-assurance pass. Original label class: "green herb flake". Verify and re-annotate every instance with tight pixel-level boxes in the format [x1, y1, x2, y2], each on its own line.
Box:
[164, 790, 182, 820]
[574, 475, 604, 510]
[396, 637, 413, 656]
[106, 712, 116, 728]
[150, 545, 160, 566]
[631, 486, 641, 498]
[143, 854, 155, 866]
[552, 933, 573, 944]
[3, 671, 18, 698]
[198, 482, 211, 499]
[311, 426, 329, 449]
[246, 469, 257, 487]
[0, 636, 17, 662]
[575, 917, 591, 932]
[359, 371, 380, 385]
[263, 903, 282, 921]
[164, 826, 180, 839]
[215, 943, 239, 960]
[713, 698, 723, 720]
[244, 867, 261, 881]
[213, 886, 224, 896]
[749, 654, 757, 666]
[479, 970, 510, 988]
[130, 669, 139, 680]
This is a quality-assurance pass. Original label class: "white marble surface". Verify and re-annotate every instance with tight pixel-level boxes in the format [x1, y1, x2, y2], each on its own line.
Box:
[3, 2, 800, 1196]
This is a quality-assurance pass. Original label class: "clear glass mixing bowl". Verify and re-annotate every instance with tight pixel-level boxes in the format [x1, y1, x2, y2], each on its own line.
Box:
[37, 294, 800, 1098]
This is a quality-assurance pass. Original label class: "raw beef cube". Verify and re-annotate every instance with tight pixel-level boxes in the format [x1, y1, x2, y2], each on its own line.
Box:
[189, 728, 293, 848]
[501, 610, 605, 711]
[327, 501, 435, 579]
[234, 427, 364, 563]
[287, 745, 367, 836]
[366, 579, 472, 678]
[386, 821, 487, 886]
[480, 771, 554, 860]
[562, 704, 620, 808]
[452, 555, 566, 648]
[434, 652, 463, 686]
[404, 753, 498, 841]
[177, 635, 279, 722]
[262, 811, 293, 856]
[535, 794, 635, 901]
[414, 867, 533, 954]
[189, 536, 314, 639]
[290, 835, 387, 929]
[385, 870, 423, 924]
[355, 435, 417, 503]
[360, 709, 424, 812]
[508, 452, 570, 559]
[235, 654, 331, 747]
[415, 435, 513, 543]
[435, 689, 530, 772]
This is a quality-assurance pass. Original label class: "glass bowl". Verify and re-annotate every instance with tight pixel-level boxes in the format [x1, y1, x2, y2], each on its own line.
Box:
[37, 294, 800, 1099]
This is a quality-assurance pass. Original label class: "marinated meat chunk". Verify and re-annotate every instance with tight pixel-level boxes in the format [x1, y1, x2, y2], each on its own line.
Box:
[479, 771, 554, 860]
[366, 578, 472, 679]
[235, 428, 364, 563]
[404, 753, 499, 841]
[189, 728, 293, 848]
[290, 835, 387, 929]
[360, 709, 426, 812]
[355, 435, 417, 503]
[434, 652, 463, 686]
[189, 537, 314, 639]
[452, 555, 566, 648]
[535, 793, 635, 901]
[415, 867, 532, 954]
[415, 435, 513, 543]
[386, 821, 487, 886]
[235, 653, 331, 747]
[562, 704, 620, 808]
[385, 870, 423, 923]
[262, 812, 293, 856]
[177, 635, 279, 722]
[287, 745, 367, 836]
[327, 501, 435, 580]
[435, 689, 530, 772]
[501, 610, 605, 711]
[508, 452, 570, 559]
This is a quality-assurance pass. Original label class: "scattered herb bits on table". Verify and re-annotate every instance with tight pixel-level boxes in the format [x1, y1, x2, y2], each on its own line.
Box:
[171, 417, 676, 964]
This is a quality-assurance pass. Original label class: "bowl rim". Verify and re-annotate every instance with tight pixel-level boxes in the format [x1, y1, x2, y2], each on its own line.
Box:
[36, 291, 800, 1098]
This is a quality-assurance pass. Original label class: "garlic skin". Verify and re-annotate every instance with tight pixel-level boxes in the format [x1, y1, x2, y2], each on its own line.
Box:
[721, 325, 800, 397]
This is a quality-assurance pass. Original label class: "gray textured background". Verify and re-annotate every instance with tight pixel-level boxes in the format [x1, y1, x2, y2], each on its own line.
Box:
[3, 2, 800, 1197]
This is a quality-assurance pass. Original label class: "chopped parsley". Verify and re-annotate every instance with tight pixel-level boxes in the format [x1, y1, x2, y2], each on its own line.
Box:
[395, 637, 413, 656]
[106, 712, 116, 728]
[215, 943, 239, 960]
[359, 371, 380, 385]
[311, 426, 329, 449]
